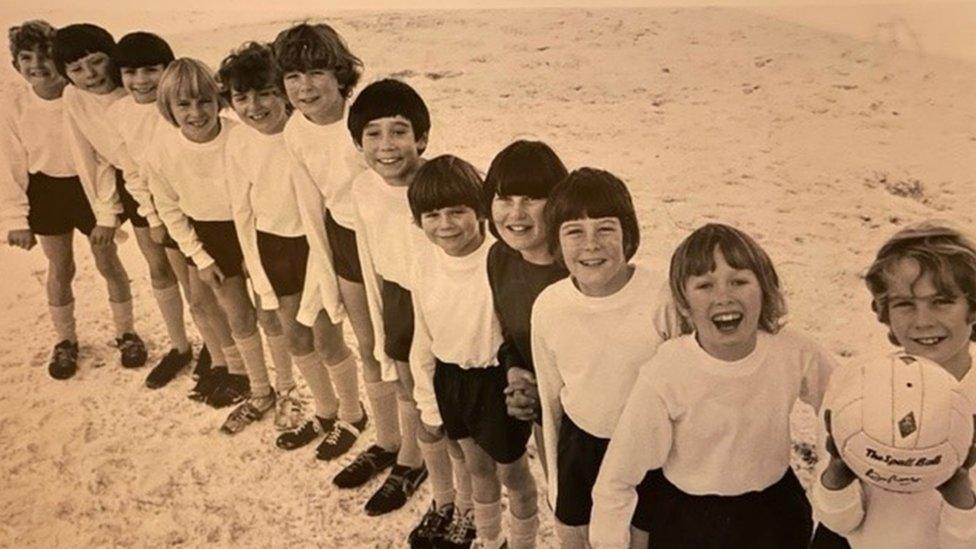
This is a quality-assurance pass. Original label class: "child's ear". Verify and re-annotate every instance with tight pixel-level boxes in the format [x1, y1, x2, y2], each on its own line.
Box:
[416, 132, 429, 153]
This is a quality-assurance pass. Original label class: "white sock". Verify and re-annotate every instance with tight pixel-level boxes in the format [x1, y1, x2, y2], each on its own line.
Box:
[153, 284, 189, 353]
[396, 397, 424, 469]
[234, 332, 271, 397]
[109, 298, 135, 337]
[223, 344, 245, 375]
[49, 302, 77, 343]
[450, 448, 473, 514]
[325, 353, 362, 423]
[473, 499, 504, 545]
[293, 351, 338, 419]
[508, 511, 539, 549]
[418, 437, 455, 508]
[365, 380, 401, 451]
[267, 333, 295, 392]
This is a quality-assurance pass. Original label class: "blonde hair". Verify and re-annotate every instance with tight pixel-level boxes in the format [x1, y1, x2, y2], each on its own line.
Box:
[156, 57, 224, 127]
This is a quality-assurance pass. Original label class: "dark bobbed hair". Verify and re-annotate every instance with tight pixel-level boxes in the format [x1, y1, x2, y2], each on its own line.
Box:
[407, 155, 487, 225]
[217, 41, 286, 102]
[8, 20, 57, 70]
[544, 168, 640, 262]
[668, 223, 787, 335]
[52, 23, 120, 85]
[271, 23, 363, 97]
[484, 140, 568, 240]
[347, 78, 430, 152]
[112, 31, 174, 70]
[865, 222, 976, 343]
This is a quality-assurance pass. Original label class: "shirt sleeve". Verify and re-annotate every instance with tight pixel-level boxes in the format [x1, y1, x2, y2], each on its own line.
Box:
[799, 335, 840, 410]
[144, 148, 214, 269]
[108, 104, 161, 227]
[590, 358, 674, 548]
[0, 92, 30, 235]
[62, 91, 121, 228]
[940, 494, 976, 549]
[409, 276, 442, 427]
[531, 299, 565, 510]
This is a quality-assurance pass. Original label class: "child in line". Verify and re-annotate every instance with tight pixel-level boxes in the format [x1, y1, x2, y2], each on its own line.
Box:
[408, 155, 542, 548]
[107, 31, 207, 388]
[341, 79, 435, 518]
[485, 140, 570, 478]
[811, 222, 976, 549]
[590, 222, 837, 548]
[0, 20, 132, 379]
[144, 57, 254, 409]
[218, 41, 364, 444]
[532, 169, 671, 548]
[271, 23, 373, 459]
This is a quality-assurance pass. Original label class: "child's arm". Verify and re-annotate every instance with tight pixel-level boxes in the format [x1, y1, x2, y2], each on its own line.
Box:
[531, 300, 565, 510]
[937, 432, 976, 548]
[144, 152, 213, 269]
[590, 358, 673, 549]
[106, 103, 162, 228]
[408, 282, 441, 428]
[61, 90, 121, 231]
[0, 92, 32, 246]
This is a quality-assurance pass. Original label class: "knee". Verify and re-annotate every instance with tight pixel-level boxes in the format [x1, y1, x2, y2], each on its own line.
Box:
[466, 456, 496, 479]
[500, 463, 537, 499]
[147, 258, 174, 285]
[49, 259, 76, 284]
[91, 250, 120, 277]
[288, 326, 314, 356]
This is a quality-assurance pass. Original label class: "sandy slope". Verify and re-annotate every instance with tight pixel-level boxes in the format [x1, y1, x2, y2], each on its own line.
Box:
[0, 7, 974, 547]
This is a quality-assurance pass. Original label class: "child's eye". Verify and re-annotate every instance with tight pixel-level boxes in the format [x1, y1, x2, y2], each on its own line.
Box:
[694, 281, 713, 290]
[932, 296, 959, 306]
[283, 72, 300, 80]
[889, 299, 914, 309]
[121, 68, 135, 75]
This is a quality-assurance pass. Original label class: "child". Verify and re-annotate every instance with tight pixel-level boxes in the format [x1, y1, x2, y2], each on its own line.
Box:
[408, 154, 539, 549]
[271, 23, 375, 460]
[485, 140, 570, 478]
[531, 169, 673, 548]
[589, 222, 836, 548]
[340, 79, 436, 520]
[218, 41, 365, 445]
[144, 57, 257, 412]
[811, 222, 976, 549]
[52, 23, 168, 369]
[107, 31, 205, 388]
[0, 20, 132, 379]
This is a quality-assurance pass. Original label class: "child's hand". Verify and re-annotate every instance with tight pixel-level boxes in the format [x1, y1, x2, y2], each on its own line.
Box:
[937, 417, 976, 510]
[421, 421, 443, 438]
[505, 367, 540, 421]
[89, 225, 116, 247]
[149, 225, 168, 245]
[821, 409, 858, 490]
[7, 229, 36, 250]
[198, 263, 225, 288]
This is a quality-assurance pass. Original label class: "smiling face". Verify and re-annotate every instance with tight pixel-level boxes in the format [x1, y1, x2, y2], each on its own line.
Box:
[171, 92, 220, 143]
[884, 257, 974, 378]
[492, 195, 550, 264]
[359, 116, 426, 187]
[420, 205, 483, 257]
[120, 64, 166, 104]
[230, 86, 289, 135]
[64, 51, 116, 95]
[558, 216, 632, 297]
[681, 246, 763, 361]
[15, 47, 65, 99]
[282, 69, 344, 125]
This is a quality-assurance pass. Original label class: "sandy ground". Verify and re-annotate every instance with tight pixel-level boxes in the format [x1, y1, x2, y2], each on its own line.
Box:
[0, 6, 974, 547]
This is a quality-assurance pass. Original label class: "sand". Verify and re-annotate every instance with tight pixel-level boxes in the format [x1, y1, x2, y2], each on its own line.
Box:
[0, 5, 974, 547]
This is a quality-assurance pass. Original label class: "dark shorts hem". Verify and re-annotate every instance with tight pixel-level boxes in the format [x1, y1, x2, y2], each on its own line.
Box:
[256, 231, 309, 297]
[26, 172, 96, 236]
[325, 209, 363, 283]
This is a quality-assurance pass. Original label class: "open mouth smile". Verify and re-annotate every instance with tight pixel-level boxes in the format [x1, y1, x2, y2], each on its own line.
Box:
[711, 312, 743, 332]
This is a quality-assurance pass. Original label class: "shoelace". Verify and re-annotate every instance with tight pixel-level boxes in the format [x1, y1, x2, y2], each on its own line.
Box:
[292, 420, 318, 439]
[53, 345, 76, 363]
[322, 422, 348, 446]
[375, 473, 405, 499]
[443, 512, 474, 544]
[345, 449, 384, 475]
[418, 505, 451, 535]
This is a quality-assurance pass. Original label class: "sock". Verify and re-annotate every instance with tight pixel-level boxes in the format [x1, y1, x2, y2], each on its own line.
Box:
[49, 302, 77, 343]
[396, 397, 424, 469]
[508, 512, 540, 549]
[418, 438, 455, 509]
[293, 351, 338, 419]
[109, 298, 135, 337]
[450, 449, 473, 514]
[473, 499, 504, 544]
[223, 344, 245, 375]
[325, 353, 362, 423]
[365, 380, 401, 451]
[152, 284, 190, 353]
[234, 332, 271, 397]
[267, 333, 295, 392]
[553, 522, 588, 548]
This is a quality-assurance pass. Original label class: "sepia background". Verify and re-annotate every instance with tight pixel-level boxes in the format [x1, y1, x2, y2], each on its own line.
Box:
[0, 1, 973, 546]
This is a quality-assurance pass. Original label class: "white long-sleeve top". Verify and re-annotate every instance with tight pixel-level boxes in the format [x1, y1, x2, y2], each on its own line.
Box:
[0, 84, 76, 234]
[143, 118, 236, 269]
[282, 111, 364, 229]
[107, 96, 165, 227]
[532, 263, 674, 512]
[409, 234, 503, 427]
[350, 168, 429, 380]
[225, 121, 344, 324]
[589, 327, 837, 548]
[810, 344, 976, 549]
[61, 85, 130, 227]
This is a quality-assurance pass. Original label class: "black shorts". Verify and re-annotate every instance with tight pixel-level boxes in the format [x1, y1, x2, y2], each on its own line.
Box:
[114, 169, 149, 228]
[648, 468, 813, 549]
[380, 279, 414, 362]
[26, 172, 96, 236]
[185, 219, 245, 278]
[325, 209, 363, 283]
[810, 525, 852, 549]
[433, 359, 531, 464]
[555, 415, 661, 529]
[256, 231, 309, 297]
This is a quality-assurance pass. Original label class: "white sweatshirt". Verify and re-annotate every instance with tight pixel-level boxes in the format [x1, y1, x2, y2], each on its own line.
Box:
[589, 327, 837, 548]
[0, 83, 76, 234]
[107, 96, 166, 227]
[531, 263, 676, 512]
[61, 85, 129, 227]
[143, 118, 237, 269]
[225, 120, 343, 324]
[810, 344, 976, 549]
[409, 235, 503, 427]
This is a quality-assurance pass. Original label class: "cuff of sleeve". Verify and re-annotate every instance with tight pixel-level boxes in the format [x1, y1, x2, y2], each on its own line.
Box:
[2, 219, 30, 234]
[814, 477, 862, 512]
[95, 212, 120, 228]
[942, 500, 976, 540]
[420, 408, 443, 428]
[146, 214, 163, 228]
[191, 250, 215, 271]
